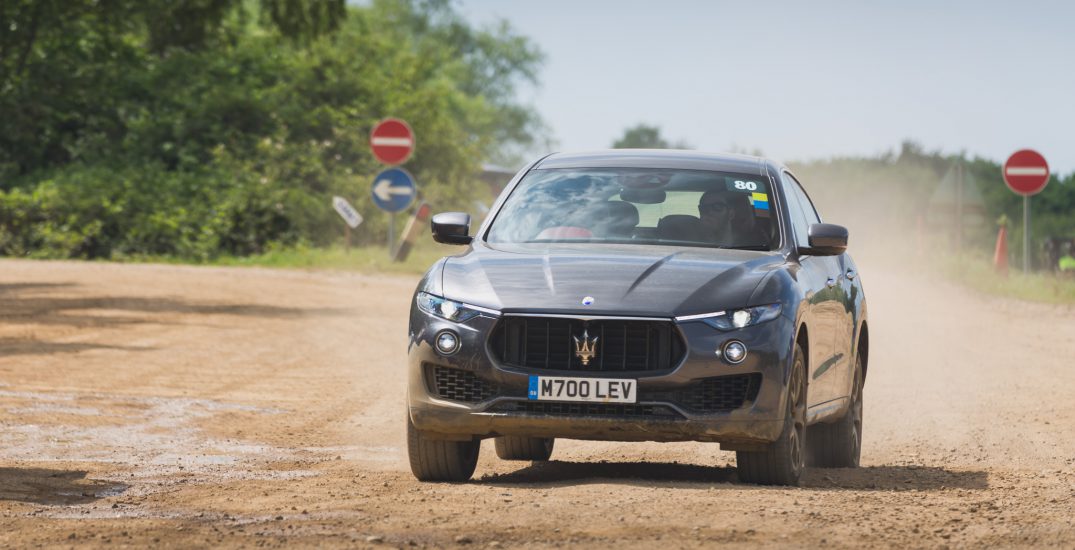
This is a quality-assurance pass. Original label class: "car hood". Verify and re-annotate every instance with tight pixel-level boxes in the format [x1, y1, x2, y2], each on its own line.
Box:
[439, 242, 785, 318]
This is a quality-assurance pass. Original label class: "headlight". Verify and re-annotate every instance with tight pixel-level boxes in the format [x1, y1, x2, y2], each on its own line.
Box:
[416, 292, 483, 323]
[701, 304, 782, 331]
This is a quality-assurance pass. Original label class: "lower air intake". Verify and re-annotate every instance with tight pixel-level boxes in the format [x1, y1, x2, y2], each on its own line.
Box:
[427, 364, 498, 403]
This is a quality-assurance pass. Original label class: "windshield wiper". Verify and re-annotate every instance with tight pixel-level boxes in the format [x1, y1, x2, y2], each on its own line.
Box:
[725, 244, 771, 251]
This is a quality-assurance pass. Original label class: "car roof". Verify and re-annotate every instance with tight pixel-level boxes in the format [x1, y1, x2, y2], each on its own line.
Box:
[534, 149, 772, 176]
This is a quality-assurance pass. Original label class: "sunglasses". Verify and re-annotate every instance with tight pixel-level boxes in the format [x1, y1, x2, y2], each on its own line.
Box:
[699, 201, 730, 213]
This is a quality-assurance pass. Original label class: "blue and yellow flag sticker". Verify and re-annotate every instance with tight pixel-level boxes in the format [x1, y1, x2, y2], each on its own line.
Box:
[750, 192, 771, 217]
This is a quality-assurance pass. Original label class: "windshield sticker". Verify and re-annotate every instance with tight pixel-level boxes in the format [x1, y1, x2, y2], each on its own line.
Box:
[725, 178, 761, 192]
[751, 192, 770, 217]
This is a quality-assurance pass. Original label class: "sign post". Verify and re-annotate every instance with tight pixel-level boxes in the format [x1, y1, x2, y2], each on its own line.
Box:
[1002, 150, 1050, 273]
[391, 211, 399, 252]
[393, 203, 433, 262]
[370, 167, 417, 253]
[370, 118, 417, 254]
[332, 196, 363, 251]
[332, 196, 363, 228]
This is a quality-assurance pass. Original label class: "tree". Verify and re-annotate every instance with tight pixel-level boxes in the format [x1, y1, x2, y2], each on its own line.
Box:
[612, 124, 667, 149]
[0, 0, 547, 259]
[611, 124, 688, 149]
[0, 0, 347, 177]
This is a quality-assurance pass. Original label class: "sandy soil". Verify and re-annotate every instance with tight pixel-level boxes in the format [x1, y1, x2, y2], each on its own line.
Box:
[1, 256, 1074, 548]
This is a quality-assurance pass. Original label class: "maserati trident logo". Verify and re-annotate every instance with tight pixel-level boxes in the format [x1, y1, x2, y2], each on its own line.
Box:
[573, 329, 599, 366]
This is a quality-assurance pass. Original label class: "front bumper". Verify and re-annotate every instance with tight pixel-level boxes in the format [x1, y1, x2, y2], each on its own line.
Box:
[406, 309, 794, 448]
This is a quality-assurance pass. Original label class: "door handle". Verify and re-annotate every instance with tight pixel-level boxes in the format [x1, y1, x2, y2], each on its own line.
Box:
[845, 269, 856, 280]
[826, 277, 837, 288]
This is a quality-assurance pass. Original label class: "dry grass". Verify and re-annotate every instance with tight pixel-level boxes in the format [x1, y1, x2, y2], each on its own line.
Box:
[939, 253, 1075, 305]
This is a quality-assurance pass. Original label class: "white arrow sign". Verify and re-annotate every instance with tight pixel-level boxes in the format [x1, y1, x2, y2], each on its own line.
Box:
[373, 178, 414, 202]
[332, 196, 363, 228]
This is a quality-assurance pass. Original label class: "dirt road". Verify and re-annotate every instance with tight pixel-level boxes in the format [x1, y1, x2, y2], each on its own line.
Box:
[1, 257, 1073, 548]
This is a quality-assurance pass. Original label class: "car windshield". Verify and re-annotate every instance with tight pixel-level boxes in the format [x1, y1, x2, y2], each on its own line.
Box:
[486, 168, 778, 250]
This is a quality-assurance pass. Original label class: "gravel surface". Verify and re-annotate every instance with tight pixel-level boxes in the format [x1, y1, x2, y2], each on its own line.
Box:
[1, 257, 1073, 548]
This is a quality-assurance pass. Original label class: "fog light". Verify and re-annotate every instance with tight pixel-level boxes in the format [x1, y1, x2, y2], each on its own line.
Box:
[435, 330, 460, 355]
[723, 340, 747, 364]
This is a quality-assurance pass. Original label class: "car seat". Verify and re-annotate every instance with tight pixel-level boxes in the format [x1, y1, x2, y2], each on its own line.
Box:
[588, 200, 640, 238]
[657, 215, 703, 242]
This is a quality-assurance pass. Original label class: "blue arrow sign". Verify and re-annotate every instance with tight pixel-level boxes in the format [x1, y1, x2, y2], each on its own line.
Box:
[370, 168, 417, 213]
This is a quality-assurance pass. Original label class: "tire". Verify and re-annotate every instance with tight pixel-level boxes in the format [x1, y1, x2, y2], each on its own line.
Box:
[736, 343, 807, 486]
[406, 414, 480, 482]
[807, 353, 863, 468]
[494, 436, 554, 461]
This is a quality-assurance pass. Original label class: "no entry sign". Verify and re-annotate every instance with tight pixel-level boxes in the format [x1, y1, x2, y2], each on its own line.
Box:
[1002, 149, 1050, 273]
[1003, 149, 1050, 196]
[370, 118, 414, 165]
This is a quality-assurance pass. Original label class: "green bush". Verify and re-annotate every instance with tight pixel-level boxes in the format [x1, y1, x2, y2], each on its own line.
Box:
[0, 0, 541, 261]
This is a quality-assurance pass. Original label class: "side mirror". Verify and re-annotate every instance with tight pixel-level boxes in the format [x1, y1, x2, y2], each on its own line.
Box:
[801, 223, 848, 256]
[431, 212, 473, 245]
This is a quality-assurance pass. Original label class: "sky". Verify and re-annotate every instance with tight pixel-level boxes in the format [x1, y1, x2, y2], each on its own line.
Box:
[457, 1, 1075, 174]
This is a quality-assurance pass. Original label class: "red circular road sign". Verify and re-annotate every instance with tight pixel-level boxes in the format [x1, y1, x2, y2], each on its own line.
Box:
[1003, 149, 1050, 196]
[370, 118, 415, 165]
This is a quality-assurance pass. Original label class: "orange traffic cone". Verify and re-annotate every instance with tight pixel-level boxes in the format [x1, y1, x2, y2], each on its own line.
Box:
[993, 225, 1009, 276]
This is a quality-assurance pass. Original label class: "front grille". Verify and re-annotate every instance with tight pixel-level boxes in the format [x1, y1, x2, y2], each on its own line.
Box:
[490, 400, 684, 420]
[427, 365, 499, 403]
[642, 373, 761, 413]
[489, 316, 685, 373]
[426, 366, 759, 413]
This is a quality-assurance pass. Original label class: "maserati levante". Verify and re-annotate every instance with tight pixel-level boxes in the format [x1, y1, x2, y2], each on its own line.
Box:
[406, 150, 868, 485]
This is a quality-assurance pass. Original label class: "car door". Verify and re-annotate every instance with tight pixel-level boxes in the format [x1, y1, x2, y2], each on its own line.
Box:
[781, 172, 843, 407]
[833, 252, 860, 399]
[795, 180, 858, 403]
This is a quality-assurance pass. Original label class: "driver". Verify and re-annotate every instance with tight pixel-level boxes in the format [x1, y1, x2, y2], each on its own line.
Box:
[698, 190, 768, 247]
[697, 190, 742, 246]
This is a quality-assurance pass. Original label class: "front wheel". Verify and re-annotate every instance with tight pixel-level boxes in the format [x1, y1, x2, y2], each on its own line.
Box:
[406, 414, 480, 482]
[736, 343, 807, 486]
[494, 436, 554, 461]
[807, 353, 863, 468]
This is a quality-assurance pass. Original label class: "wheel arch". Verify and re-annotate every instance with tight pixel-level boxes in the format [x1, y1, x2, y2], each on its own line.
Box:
[858, 321, 869, 381]
[795, 322, 809, 372]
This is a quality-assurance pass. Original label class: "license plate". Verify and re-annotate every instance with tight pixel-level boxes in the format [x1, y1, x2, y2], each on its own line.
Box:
[527, 376, 637, 403]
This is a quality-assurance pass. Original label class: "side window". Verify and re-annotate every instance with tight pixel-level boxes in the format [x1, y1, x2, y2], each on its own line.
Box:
[781, 172, 811, 247]
[799, 183, 821, 226]
[786, 172, 821, 225]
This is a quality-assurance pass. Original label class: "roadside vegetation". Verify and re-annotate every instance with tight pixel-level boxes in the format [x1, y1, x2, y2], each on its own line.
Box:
[0, 0, 542, 260]
[2, 3, 1073, 304]
[207, 240, 455, 275]
[788, 141, 1075, 305]
[938, 254, 1075, 305]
